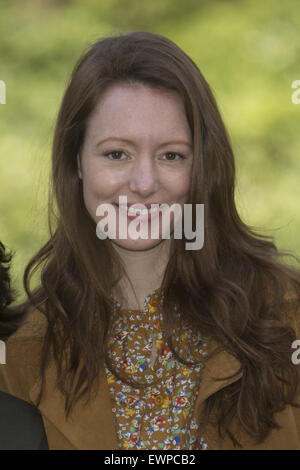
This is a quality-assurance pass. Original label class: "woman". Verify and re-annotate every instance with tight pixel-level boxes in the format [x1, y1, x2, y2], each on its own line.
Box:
[0, 31, 300, 450]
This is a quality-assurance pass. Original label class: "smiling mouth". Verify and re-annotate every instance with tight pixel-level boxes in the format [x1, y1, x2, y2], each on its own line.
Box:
[114, 203, 161, 217]
[124, 206, 159, 216]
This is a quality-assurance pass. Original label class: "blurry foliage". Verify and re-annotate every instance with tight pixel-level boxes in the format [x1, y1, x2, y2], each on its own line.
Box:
[88, 0, 209, 31]
[0, 0, 299, 301]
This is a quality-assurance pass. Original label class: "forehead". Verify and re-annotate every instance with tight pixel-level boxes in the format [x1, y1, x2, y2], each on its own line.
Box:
[85, 83, 192, 143]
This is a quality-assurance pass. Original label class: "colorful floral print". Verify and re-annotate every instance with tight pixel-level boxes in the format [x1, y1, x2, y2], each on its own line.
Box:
[105, 288, 209, 450]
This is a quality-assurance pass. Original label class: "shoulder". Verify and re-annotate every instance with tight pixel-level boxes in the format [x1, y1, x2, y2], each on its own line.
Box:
[0, 306, 47, 403]
[7, 304, 48, 340]
[0, 390, 48, 449]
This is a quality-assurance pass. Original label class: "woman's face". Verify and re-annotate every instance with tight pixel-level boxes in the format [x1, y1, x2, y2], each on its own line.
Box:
[79, 83, 193, 251]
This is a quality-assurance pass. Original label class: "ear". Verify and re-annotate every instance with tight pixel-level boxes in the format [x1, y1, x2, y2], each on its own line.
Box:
[77, 152, 82, 179]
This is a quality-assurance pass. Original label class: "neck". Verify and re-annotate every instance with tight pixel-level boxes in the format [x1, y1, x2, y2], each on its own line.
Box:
[111, 239, 171, 310]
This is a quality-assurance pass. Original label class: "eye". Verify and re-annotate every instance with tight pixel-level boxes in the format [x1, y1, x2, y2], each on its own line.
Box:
[103, 150, 127, 160]
[162, 152, 186, 161]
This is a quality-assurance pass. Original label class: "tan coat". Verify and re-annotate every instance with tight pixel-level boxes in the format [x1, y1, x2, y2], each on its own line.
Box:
[0, 298, 300, 450]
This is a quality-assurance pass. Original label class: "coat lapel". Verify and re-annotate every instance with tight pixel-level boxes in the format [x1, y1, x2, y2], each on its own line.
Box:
[196, 339, 243, 405]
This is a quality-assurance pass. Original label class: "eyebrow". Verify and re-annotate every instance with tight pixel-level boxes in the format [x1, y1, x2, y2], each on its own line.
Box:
[95, 137, 193, 149]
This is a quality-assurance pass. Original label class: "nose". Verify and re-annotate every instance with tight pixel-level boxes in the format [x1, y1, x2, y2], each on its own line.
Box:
[128, 155, 159, 197]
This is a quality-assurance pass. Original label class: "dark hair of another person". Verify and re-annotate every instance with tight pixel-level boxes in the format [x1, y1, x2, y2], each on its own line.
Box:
[23, 31, 300, 447]
[0, 241, 26, 340]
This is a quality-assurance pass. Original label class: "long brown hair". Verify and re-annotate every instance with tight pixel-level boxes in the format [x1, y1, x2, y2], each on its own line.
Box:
[23, 31, 300, 447]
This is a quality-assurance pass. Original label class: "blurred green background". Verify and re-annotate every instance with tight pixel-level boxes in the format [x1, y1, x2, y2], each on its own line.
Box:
[0, 0, 299, 302]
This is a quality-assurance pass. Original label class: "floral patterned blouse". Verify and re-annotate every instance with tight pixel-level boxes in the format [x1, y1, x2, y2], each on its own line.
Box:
[104, 288, 209, 450]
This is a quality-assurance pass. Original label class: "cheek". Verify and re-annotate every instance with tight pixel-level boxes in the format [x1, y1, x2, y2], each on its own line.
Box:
[165, 169, 192, 201]
[83, 163, 125, 197]
[81, 170, 120, 219]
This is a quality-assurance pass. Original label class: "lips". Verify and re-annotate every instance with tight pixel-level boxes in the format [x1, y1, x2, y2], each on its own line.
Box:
[114, 202, 161, 219]
[115, 202, 159, 208]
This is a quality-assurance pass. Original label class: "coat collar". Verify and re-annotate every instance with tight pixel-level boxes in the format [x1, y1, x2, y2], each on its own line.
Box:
[29, 338, 242, 450]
